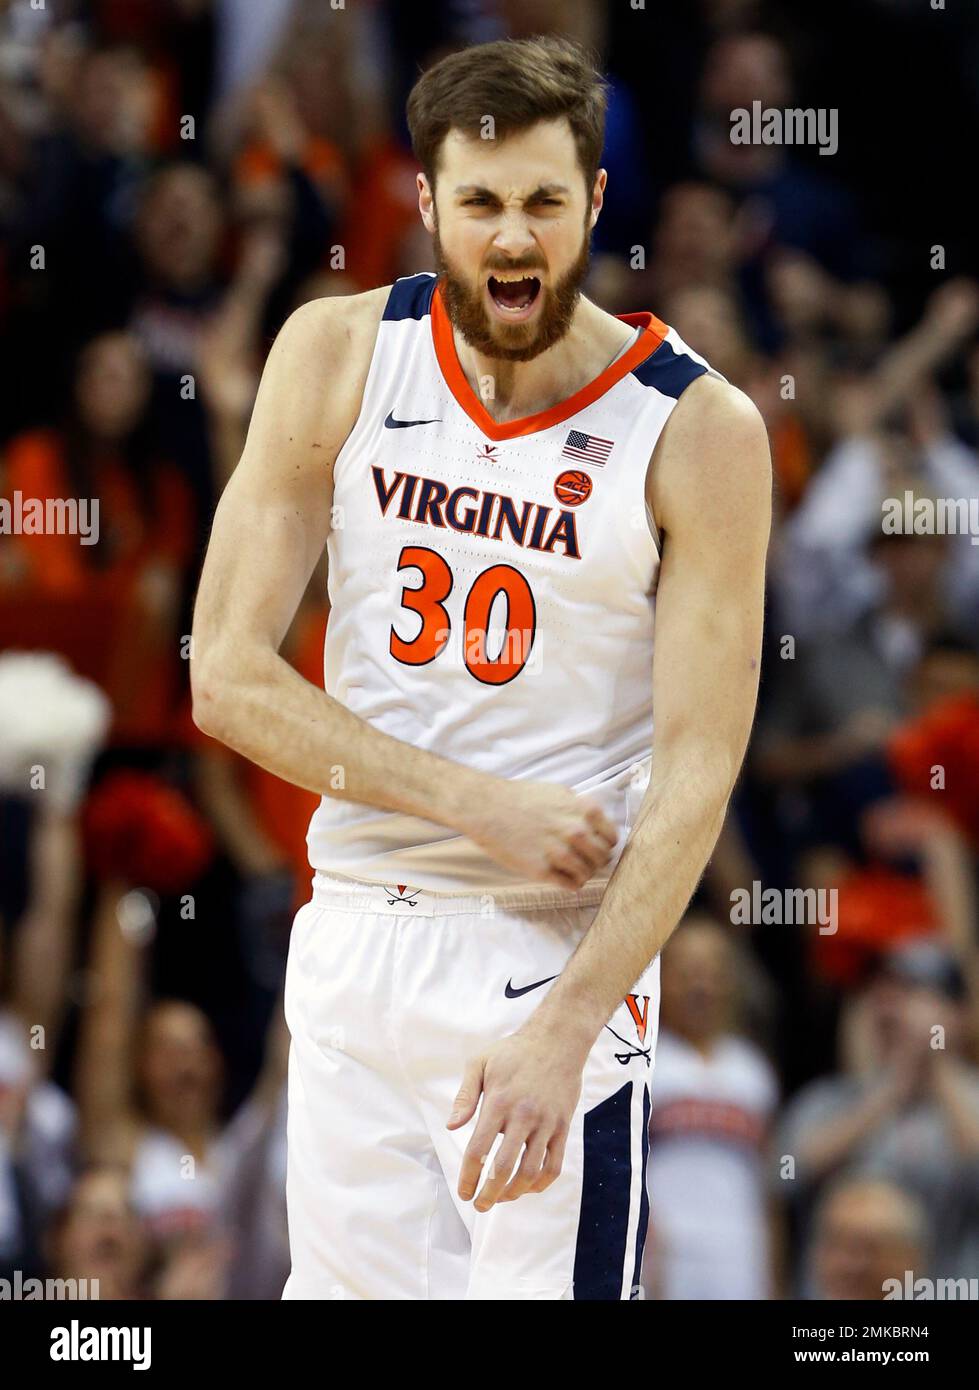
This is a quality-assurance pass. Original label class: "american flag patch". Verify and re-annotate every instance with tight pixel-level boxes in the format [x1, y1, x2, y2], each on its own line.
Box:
[562, 430, 614, 465]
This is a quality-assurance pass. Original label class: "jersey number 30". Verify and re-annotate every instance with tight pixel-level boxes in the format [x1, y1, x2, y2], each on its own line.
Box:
[389, 545, 536, 686]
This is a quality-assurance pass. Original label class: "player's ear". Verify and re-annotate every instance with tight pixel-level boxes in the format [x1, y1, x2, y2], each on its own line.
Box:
[418, 173, 437, 234]
[588, 169, 607, 230]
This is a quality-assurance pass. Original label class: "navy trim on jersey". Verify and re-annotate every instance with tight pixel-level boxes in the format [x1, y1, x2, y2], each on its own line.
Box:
[382, 273, 437, 322]
[631, 338, 708, 399]
[573, 1081, 634, 1300]
[630, 1083, 651, 1299]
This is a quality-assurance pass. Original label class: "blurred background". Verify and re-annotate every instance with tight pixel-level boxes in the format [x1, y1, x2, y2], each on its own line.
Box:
[1, 0, 978, 1302]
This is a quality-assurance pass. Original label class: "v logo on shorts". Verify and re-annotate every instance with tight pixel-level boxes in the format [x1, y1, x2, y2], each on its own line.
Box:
[606, 993, 652, 1065]
[625, 993, 650, 1043]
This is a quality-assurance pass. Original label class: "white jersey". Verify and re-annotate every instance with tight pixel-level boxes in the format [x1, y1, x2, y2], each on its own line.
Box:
[307, 273, 719, 892]
[129, 1125, 230, 1242]
[643, 1030, 778, 1300]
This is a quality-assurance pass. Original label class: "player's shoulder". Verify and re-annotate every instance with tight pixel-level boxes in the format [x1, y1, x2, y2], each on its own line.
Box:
[275, 284, 393, 365]
[279, 272, 442, 353]
[262, 285, 394, 423]
[654, 372, 771, 507]
[246, 287, 396, 456]
[669, 373, 769, 458]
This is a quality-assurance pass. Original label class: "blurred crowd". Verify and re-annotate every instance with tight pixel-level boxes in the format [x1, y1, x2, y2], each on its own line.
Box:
[1, 0, 978, 1300]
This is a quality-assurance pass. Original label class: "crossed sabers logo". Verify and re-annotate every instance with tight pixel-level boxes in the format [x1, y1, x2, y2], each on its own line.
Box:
[606, 993, 652, 1066]
[476, 443, 499, 461]
[385, 883, 420, 906]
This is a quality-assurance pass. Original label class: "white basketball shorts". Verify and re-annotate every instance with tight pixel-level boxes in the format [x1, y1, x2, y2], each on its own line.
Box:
[281, 870, 659, 1300]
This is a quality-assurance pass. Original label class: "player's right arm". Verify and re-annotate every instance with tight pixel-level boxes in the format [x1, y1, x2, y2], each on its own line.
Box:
[191, 292, 614, 890]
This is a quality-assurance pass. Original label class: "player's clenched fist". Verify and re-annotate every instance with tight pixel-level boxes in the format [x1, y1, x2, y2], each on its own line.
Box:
[461, 780, 618, 889]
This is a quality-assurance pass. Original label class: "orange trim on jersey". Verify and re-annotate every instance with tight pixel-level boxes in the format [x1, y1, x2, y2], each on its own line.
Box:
[430, 282, 668, 442]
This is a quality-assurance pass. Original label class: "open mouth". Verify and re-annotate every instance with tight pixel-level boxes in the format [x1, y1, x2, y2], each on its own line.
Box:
[487, 274, 542, 314]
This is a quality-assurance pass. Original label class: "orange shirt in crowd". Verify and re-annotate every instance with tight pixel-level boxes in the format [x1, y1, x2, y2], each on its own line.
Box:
[235, 137, 346, 194]
[338, 139, 422, 290]
[814, 866, 939, 988]
[2, 428, 192, 594]
[889, 693, 979, 850]
[0, 428, 195, 743]
[769, 412, 813, 512]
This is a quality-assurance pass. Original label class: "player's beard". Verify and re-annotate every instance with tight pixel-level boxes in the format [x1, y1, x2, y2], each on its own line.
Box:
[433, 221, 592, 363]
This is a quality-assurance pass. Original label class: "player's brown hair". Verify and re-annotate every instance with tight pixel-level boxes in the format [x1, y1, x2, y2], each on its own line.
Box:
[406, 36, 609, 191]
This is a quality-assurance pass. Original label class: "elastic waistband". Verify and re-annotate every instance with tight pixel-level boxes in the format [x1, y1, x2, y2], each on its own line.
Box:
[309, 869, 608, 917]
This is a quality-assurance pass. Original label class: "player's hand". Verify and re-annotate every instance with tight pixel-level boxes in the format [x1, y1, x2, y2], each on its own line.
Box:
[461, 779, 618, 890]
[448, 1030, 584, 1210]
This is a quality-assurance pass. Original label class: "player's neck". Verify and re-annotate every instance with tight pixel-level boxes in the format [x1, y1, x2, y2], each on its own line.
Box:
[452, 296, 636, 425]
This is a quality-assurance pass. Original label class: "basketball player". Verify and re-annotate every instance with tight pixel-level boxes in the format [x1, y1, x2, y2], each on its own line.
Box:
[191, 36, 771, 1300]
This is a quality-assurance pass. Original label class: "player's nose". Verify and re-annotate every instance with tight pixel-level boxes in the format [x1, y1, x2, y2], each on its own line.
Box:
[491, 213, 539, 262]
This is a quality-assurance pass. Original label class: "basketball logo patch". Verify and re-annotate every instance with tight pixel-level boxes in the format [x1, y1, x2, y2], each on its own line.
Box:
[553, 469, 593, 507]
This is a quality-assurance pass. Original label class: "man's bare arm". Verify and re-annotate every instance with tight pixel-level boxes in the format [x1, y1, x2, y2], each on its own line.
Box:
[525, 376, 773, 1055]
[451, 376, 772, 1209]
[191, 292, 616, 889]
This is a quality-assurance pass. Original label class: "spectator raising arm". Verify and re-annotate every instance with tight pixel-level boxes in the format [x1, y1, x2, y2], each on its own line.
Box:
[869, 280, 979, 429]
[74, 880, 146, 1167]
[9, 802, 83, 1073]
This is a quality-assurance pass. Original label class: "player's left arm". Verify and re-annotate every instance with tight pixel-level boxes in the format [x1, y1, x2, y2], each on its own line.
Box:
[451, 375, 772, 1209]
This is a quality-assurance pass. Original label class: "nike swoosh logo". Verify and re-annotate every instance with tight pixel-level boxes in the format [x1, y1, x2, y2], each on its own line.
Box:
[504, 975, 557, 999]
[384, 411, 441, 429]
